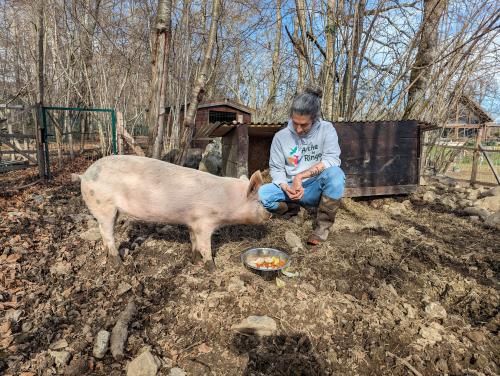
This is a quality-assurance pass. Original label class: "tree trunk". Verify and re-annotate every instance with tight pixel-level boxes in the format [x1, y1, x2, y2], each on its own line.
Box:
[176, 0, 221, 166]
[147, 0, 173, 159]
[403, 0, 448, 119]
[263, 0, 282, 120]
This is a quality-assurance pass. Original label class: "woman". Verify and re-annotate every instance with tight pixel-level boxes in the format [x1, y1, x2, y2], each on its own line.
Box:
[258, 87, 345, 245]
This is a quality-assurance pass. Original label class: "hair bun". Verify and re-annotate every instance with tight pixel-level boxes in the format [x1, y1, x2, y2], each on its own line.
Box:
[304, 85, 323, 98]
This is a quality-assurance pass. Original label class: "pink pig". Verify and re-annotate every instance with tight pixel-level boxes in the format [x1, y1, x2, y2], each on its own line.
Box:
[74, 155, 269, 268]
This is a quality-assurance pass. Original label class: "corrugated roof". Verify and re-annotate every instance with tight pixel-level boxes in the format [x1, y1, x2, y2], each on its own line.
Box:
[196, 119, 438, 138]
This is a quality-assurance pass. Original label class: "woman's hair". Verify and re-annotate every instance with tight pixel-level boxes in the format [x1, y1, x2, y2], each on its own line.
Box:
[290, 86, 323, 123]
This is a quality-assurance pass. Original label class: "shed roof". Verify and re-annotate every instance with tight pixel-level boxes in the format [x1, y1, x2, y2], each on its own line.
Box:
[166, 99, 254, 115]
[198, 120, 437, 138]
[458, 95, 493, 123]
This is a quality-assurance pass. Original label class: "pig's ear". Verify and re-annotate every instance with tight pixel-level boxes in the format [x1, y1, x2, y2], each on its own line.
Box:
[247, 170, 263, 197]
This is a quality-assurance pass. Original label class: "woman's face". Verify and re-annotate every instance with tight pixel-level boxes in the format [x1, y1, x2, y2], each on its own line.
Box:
[291, 113, 313, 136]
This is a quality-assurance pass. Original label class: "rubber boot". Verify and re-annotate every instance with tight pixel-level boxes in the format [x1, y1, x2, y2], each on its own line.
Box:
[307, 196, 341, 245]
[270, 202, 301, 217]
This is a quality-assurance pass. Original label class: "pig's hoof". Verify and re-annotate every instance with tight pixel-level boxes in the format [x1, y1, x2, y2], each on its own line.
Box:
[190, 251, 203, 264]
[203, 260, 216, 272]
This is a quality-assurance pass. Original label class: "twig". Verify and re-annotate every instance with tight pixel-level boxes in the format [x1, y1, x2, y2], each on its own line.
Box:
[3, 179, 42, 193]
[386, 351, 423, 376]
[110, 301, 137, 360]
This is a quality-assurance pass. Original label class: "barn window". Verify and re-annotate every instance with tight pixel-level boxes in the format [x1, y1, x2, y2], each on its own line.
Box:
[209, 110, 236, 123]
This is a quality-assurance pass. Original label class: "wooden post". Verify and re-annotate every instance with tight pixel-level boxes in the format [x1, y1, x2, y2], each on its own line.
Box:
[116, 111, 124, 154]
[35, 0, 47, 180]
[470, 124, 484, 187]
[236, 124, 249, 178]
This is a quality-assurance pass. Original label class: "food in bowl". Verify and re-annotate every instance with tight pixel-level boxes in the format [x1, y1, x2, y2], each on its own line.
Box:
[249, 256, 286, 270]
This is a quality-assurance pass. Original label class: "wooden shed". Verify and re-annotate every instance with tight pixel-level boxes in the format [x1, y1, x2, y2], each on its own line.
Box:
[198, 120, 436, 197]
[166, 99, 253, 148]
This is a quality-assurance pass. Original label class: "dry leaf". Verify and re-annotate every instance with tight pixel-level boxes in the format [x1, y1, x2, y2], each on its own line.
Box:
[198, 343, 212, 354]
[6, 253, 21, 263]
[296, 290, 307, 300]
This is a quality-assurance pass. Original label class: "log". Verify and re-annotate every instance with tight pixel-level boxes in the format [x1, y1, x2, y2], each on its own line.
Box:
[110, 301, 137, 360]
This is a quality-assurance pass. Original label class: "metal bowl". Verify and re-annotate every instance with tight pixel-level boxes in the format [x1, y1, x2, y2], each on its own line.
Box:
[241, 247, 291, 272]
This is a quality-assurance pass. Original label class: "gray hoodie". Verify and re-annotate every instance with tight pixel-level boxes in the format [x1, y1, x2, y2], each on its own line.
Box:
[269, 118, 341, 186]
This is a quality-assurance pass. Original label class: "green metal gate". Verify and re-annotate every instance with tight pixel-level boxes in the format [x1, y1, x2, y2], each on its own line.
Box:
[40, 106, 117, 178]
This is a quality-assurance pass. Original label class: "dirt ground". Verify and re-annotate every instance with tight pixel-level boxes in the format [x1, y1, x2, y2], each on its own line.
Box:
[0, 157, 498, 376]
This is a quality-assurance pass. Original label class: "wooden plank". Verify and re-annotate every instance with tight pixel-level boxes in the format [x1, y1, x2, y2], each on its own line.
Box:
[424, 143, 476, 151]
[479, 144, 500, 185]
[470, 125, 484, 186]
[345, 167, 418, 187]
[341, 137, 418, 157]
[333, 120, 419, 139]
[341, 154, 418, 175]
[0, 150, 37, 155]
[0, 162, 30, 173]
[344, 185, 417, 197]
[1, 139, 38, 164]
[0, 133, 37, 139]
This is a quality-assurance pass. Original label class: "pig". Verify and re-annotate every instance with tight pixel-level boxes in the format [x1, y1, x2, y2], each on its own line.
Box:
[74, 155, 269, 268]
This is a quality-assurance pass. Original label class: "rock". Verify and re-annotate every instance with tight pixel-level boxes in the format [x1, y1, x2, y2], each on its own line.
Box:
[227, 277, 246, 293]
[49, 350, 71, 368]
[285, 231, 303, 251]
[463, 206, 490, 220]
[384, 202, 407, 216]
[93, 330, 110, 359]
[467, 330, 486, 343]
[403, 303, 416, 319]
[169, 367, 187, 376]
[5, 309, 22, 322]
[64, 354, 89, 376]
[199, 138, 222, 175]
[423, 191, 436, 203]
[419, 322, 444, 345]
[50, 261, 72, 275]
[467, 189, 480, 200]
[435, 358, 449, 373]
[49, 338, 68, 350]
[458, 199, 472, 208]
[406, 227, 421, 236]
[127, 350, 158, 376]
[231, 315, 277, 336]
[79, 227, 101, 241]
[484, 211, 500, 230]
[480, 186, 500, 198]
[362, 219, 384, 231]
[117, 282, 132, 296]
[440, 196, 457, 209]
[434, 175, 457, 187]
[425, 302, 447, 319]
[474, 196, 500, 212]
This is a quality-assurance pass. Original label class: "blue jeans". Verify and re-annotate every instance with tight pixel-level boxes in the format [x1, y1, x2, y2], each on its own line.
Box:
[258, 166, 345, 212]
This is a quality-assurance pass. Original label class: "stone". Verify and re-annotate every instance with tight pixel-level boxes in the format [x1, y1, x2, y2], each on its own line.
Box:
[79, 227, 101, 241]
[422, 191, 436, 203]
[484, 211, 500, 230]
[463, 206, 490, 220]
[169, 367, 187, 376]
[385, 202, 407, 216]
[126, 350, 158, 376]
[50, 261, 72, 275]
[199, 138, 222, 176]
[440, 196, 457, 210]
[117, 282, 132, 296]
[467, 189, 480, 200]
[49, 338, 68, 350]
[231, 315, 277, 336]
[403, 303, 416, 319]
[425, 302, 447, 319]
[5, 309, 22, 322]
[458, 199, 472, 208]
[49, 350, 71, 368]
[93, 330, 110, 359]
[227, 277, 246, 293]
[285, 231, 303, 251]
[480, 186, 500, 198]
[466, 330, 486, 343]
[362, 219, 384, 230]
[435, 358, 449, 373]
[474, 196, 500, 212]
[435, 175, 457, 187]
[419, 322, 444, 344]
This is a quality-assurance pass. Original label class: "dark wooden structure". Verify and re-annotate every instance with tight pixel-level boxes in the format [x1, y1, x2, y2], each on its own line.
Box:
[167, 99, 253, 148]
[199, 120, 436, 197]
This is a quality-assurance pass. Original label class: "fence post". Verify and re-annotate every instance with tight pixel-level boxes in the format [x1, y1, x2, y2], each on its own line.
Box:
[34, 104, 47, 180]
[111, 110, 117, 155]
[116, 111, 123, 155]
[470, 124, 484, 187]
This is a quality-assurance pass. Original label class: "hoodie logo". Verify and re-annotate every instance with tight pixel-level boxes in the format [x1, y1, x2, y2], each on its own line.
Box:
[287, 146, 302, 167]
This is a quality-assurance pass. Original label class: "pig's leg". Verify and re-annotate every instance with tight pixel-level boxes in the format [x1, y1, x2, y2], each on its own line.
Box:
[188, 228, 202, 264]
[191, 225, 215, 270]
[94, 208, 120, 265]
